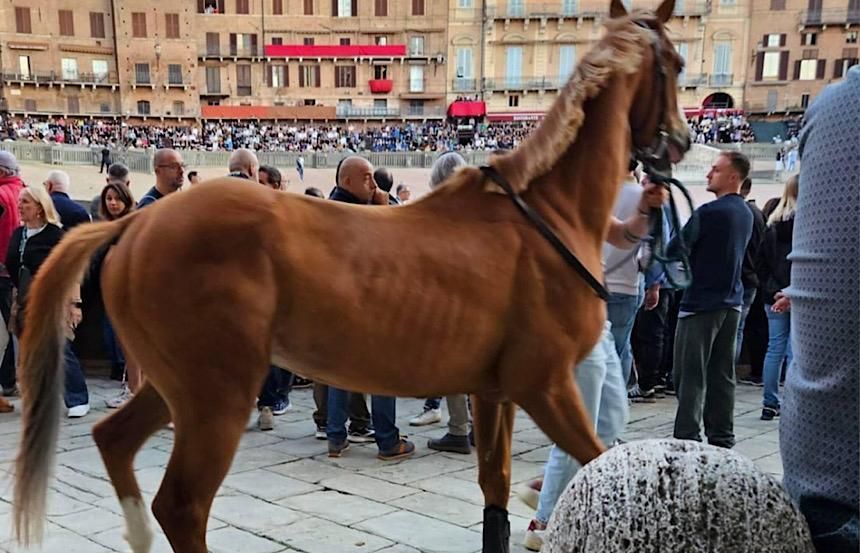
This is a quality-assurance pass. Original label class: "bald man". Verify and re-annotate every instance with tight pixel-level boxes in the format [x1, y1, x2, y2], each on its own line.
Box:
[330, 156, 389, 205]
[228, 148, 260, 183]
[43, 170, 91, 230]
[139, 149, 185, 208]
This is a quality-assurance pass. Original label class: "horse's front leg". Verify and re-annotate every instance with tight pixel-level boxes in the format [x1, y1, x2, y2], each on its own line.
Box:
[471, 395, 516, 553]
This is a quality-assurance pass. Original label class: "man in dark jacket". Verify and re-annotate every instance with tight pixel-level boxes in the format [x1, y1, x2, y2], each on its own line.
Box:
[672, 151, 753, 449]
[99, 145, 111, 173]
[736, 177, 767, 383]
[44, 170, 91, 230]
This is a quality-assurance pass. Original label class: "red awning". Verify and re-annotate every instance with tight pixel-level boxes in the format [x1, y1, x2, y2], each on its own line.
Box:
[264, 44, 406, 58]
[486, 111, 546, 122]
[448, 101, 486, 118]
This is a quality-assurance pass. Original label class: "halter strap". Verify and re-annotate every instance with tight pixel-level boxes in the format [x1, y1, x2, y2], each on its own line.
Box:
[480, 165, 610, 301]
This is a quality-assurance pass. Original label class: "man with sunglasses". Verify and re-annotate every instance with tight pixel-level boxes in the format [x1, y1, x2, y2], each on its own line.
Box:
[138, 149, 185, 208]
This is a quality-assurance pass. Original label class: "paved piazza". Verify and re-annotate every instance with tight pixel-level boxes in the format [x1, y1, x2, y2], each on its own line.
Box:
[0, 379, 781, 553]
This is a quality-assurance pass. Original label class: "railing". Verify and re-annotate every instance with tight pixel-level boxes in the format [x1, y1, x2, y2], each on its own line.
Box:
[228, 46, 260, 57]
[452, 78, 478, 92]
[335, 105, 445, 118]
[2, 71, 118, 85]
[708, 73, 733, 87]
[799, 7, 860, 25]
[486, 3, 607, 19]
[484, 76, 564, 90]
[679, 74, 708, 87]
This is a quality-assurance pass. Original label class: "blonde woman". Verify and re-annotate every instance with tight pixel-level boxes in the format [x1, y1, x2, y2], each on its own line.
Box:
[756, 175, 798, 421]
[5, 186, 89, 417]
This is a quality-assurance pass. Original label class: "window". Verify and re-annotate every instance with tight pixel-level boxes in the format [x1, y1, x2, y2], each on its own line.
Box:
[374, 65, 389, 79]
[206, 66, 221, 92]
[375, 0, 388, 16]
[770, 0, 785, 9]
[24, 99, 37, 112]
[412, 0, 425, 15]
[304, 37, 315, 45]
[409, 100, 425, 115]
[92, 60, 109, 81]
[272, 37, 283, 45]
[305, 0, 314, 14]
[236, 0, 250, 13]
[335, 65, 356, 87]
[720, 0, 736, 5]
[304, 99, 316, 106]
[59, 10, 75, 36]
[458, 0, 473, 6]
[374, 98, 387, 108]
[229, 33, 258, 56]
[334, 0, 356, 17]
[137, 100, 151, 115]
[90, 12, 106, 38]
[409, 36, 425, 56]
[712, 41, 732, 81]
[340, 38, 350, 45]
[15, 7, 32, 34]
[206, 33, 220, 55]
[61, 58, 79, 81]
[508, 95, 519, 107]
[558, 45, 576, 82]
[168, 64, 183, 84]
[135, 63, 151, 84]
[800, 93, 810, 108]
[236, 64, 252, 95]
[506, 46, 523, 88]
[508, 0, 524, 16]
[199, 0, 226, 13]
[268, 65, 287, 87]
[762, 52, 781, 79]
[273, 0, 283, 14]
[798, 58, 817, 79]
[764, 34, 781, 47]
[299, 64, 321, 87]
[676, 42, 688, 82]
[165, 14, 180, 38]
[409, 65, 424, 92]
[767, 90, 778, 111]
[66, 96, 79, 114]
[132, 13, 147, 37]
[18, 56, 31, 78]
[456, 47, 473, 78]
[376, 36, 387, 45]
[847, 32, 858, 44]
[562, 0, 577, 15]
[801, 33, 817, 46]
[172, 101, 185, 115]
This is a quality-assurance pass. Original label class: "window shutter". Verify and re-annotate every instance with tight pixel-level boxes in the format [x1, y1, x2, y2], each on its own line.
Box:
[267, 65, 273, 86]
[198, 0, 206, 12]
[229, 33, 237, 55]
[755, 52, 764, 80]
[778, 51, 789, 80]
[761, 34, 768, 47]
[315, 65, 321, 86]
[332, 0, 338, 15]
[251, 34, 258, 55]
[779, 34, 786, 46]
[834, 59, 844, 78]
[305, 0, 314, 14]
[15, 8, 23, 32]
[793, 60, 802, 79]
[299, 67, 305, 87]
[816, 59, 826, 79]
[351, 0, 358, 15]
[273, 0, 283, 14]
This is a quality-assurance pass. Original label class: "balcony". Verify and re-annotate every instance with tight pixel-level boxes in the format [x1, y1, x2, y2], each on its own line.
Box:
[2, 71, 118, 88]
[678, 73, 708, 87]
[484, 76, 564, 91]
[335, 105, 445, 119]
[228, 46, 259, 58]
[800, 8, 860, 26]
[486, 3, 606, 20]
[369, 79, 394, 93]
[452, 78, 478, 92]
[708, 73, 733, 87]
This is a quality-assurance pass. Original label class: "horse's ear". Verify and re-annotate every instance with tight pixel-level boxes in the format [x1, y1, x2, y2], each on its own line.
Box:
[610, 0, 629, 18]
[655, 0, 675, 22]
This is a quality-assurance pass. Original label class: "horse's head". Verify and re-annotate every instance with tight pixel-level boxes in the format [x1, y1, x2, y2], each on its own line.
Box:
[610, 0, 691, 169]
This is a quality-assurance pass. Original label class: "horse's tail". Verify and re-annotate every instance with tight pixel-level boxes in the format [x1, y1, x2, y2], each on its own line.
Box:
[14, 212, 139, 546]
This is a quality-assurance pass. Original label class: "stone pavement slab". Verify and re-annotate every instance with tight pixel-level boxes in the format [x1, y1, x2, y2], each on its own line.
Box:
[0, 378, 781, 552]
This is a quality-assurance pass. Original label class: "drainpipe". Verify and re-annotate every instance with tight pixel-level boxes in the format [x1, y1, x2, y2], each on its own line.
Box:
[110, 0, 123, 124]
[480, 0, 487, 104]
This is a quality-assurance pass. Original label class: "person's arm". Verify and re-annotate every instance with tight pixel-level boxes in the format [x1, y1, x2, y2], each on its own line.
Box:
[605, 181, 667, 249]
[5, 229, 21, 288]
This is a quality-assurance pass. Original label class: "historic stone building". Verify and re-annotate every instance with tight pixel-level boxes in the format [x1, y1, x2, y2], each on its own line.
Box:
[0, 0, 856, 122]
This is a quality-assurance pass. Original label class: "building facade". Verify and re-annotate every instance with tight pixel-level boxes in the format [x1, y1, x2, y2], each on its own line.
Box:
[0, 0, 856, 122]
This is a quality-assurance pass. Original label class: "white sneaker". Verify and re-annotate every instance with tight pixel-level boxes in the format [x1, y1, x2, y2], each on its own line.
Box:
[409, 408, 442, 426]
[258, 407, 274, 431]
[67, 404, 90, 418]
[523, 519, 546, 551]
[106, 385, 133, 409]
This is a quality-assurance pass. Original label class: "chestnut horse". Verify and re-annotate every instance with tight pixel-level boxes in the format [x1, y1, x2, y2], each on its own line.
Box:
[13, 1, 688, 551]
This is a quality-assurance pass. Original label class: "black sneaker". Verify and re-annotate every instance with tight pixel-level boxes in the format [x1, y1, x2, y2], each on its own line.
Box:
[292, 376, 313, 389]
[348, 428, 376, 443]
[428, 433, 471, 454]
[628, 385, 657, 403]
[740, 376, 764, 387]
[761, 407, 780, 421]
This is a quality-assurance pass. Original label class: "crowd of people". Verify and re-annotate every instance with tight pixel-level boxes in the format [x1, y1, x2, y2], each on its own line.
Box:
[0, 71, 855, 553]
[687, 114, 756, 144]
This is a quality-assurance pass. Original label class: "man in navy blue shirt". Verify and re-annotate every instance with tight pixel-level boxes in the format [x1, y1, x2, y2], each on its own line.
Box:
[672, 151, 753, 449]
[138, 149, 185, 208]
[44, 170, 91, 230]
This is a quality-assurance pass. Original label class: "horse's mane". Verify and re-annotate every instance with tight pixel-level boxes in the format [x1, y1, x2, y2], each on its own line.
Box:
[490, 16, 651, 194]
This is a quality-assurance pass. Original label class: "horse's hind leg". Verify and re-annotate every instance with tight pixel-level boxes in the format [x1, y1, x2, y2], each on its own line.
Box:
[92, 382, 170, 553]
[472, 395, 516, 553]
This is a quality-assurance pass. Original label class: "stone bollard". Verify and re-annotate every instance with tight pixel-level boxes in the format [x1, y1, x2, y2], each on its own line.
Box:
[544, 439, 815, 553]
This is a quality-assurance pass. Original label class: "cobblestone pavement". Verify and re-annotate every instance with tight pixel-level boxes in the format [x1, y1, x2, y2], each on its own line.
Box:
[0, 378, 781, 552]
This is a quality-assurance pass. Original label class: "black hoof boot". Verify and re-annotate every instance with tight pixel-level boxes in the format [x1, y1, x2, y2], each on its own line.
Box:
[482, 505, 510, 553]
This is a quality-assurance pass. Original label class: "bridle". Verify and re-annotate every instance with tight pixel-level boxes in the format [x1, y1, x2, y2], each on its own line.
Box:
[480, 18, 697, 300]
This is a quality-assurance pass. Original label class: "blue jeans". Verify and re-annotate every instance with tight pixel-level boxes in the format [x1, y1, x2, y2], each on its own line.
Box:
[64, 340, 88, 408]
[762, 307, 792, 409]
[607, 283, 643, 385]
[258, 365, 293, 409]
[102, 316, 125, 366]
[327, 387, 399, 451]
[735, 287, 757, 363]
[535, 322, 629, 524]
[423, 397, 441, 411]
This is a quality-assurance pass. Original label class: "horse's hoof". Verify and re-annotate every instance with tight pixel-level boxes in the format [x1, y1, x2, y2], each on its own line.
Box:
[482, 505, 510, 553]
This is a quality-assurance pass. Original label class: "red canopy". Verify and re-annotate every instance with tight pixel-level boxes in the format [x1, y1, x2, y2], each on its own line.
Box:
[264, 44, 406, 58]
[448, 101, 486, 118]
